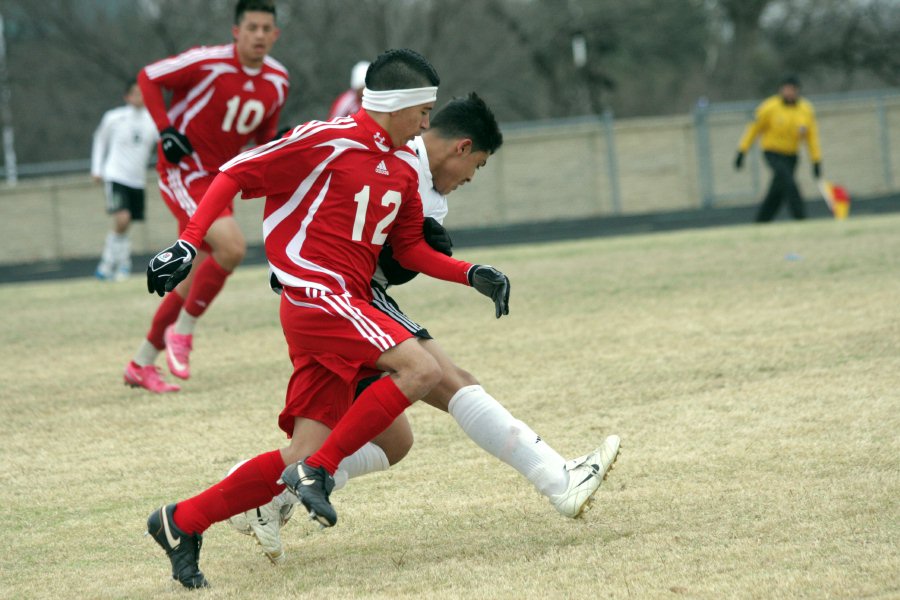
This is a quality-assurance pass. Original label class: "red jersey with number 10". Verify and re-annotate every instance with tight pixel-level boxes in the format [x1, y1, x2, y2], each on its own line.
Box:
[142, 43, 289, 173]
[219, 110, 471, 300]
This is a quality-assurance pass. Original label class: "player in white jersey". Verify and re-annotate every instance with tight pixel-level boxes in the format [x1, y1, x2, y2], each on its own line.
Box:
[91, 80, 157, 281]
[236, 94, 621, 564]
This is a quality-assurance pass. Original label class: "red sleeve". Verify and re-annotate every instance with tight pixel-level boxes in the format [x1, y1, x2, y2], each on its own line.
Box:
[388, 187, 472, 285]
[393, 239, 472, 285]
[180, 173, 242, 247]
[137, 68, 170, 132]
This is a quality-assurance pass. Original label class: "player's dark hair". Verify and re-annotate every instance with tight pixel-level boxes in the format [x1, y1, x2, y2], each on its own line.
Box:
[430, 93, 503, 155]
[124, 78, 137, 93]
[235, 0, 276, 24]
[365, 49, 440, 91]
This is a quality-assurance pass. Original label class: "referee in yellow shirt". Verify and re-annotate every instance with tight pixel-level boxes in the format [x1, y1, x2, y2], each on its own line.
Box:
[734, 75, 822, 222]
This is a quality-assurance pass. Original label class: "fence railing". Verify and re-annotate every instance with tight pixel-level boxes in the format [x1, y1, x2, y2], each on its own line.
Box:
[1, 88, 897, 265]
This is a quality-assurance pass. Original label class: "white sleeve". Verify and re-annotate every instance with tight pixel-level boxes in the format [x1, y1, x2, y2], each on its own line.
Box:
[90, 112, 112, 178]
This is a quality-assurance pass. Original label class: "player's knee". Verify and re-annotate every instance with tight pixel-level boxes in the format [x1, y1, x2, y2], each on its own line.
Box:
[214, 237, 246, 269]
[382, 432, 413, 465]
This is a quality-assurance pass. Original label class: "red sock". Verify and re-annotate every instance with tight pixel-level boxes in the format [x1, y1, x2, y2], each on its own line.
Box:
[307, 376, 411, 474]
[172, 450, 286, 535]
[146, 291, 184, 349]
[184, 257, 231, 318]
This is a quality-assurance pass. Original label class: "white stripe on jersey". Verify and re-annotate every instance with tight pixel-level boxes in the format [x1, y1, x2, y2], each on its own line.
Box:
[263, 54, 288, 76]
[180, 86, 215, 132]
[282, 290, 334, 314]
[262, 73, 289, 107]
[321, 293, 395, 351]
[168, 63, 238, 125]
[394, 148, 419, 173]
[145, 44, 234, 79]
[162, 167, 198, 216]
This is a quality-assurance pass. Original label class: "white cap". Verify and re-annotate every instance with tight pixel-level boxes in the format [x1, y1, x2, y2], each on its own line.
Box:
[351, 61, 370, 90]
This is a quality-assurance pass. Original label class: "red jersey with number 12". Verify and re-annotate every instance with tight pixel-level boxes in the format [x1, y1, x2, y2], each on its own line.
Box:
[220, 111, 470, 300]
[142, 43, 289, 173]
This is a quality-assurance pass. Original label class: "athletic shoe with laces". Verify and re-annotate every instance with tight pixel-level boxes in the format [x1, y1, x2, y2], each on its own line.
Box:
[549, 434, 621, 518]
[226, 460, 296, 565]
[280, 460, 337, 527]
[164, 325, 193, 380]
[123, 361, 180, 393]
[146, 504, 209, 589]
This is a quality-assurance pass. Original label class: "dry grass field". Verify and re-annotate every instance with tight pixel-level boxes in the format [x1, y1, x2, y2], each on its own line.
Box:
[1, 214, 898, 599]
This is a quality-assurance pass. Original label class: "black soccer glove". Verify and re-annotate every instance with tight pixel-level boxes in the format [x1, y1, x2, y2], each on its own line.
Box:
[423, 217, 453, 256]
[813, 162, 821, 179]
[734, 151, 744, 170]
[160, 126, 193, 164]
[146, 240, 197, 296]
[468, 264, 510, 319]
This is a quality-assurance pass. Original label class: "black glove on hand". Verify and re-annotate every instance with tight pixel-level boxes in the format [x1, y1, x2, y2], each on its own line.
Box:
[423, 217, 453, 256]
[468, 264, 510, 319]
[269, 271, 283, 295]
[147, 240, 197, 296]
[734, 151, 744, 170]
[160, 126, 194, 164]
[813, 162, 821, 178]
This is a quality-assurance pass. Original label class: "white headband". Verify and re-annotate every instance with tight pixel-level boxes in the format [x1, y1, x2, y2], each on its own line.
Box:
[361, 86, 438, 112]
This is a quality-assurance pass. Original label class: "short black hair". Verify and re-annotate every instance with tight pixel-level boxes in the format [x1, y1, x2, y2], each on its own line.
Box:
[235, 0, 276, 24]
[781, 74, 801, 87]
[366, 49, 440, 91]
[124, 78, 137, 93]
[430, 93, 503, 155]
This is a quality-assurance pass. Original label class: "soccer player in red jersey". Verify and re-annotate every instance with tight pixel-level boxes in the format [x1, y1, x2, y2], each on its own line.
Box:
[123, 0, 289, 393]
[229, 94, 620, 565]
[144, 49, 510, 589]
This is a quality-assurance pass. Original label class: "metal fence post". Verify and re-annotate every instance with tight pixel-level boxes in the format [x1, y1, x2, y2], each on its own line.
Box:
[694, 99, 716, 208]
[877, 95, 894, 190]
[601, 109, 622, 215]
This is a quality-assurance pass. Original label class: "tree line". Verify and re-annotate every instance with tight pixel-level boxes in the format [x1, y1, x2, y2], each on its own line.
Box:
[1, 0, 897, 165]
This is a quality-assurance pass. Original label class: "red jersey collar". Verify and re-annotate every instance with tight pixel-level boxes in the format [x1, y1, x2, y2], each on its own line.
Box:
[352, 109, 394, 152]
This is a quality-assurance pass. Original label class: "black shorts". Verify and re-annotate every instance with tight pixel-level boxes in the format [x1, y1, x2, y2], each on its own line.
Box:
[105, 181, 145, 221]
[356, 282, 432, 397]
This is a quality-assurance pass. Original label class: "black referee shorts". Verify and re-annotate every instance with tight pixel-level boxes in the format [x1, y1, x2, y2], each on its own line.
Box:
[356, 282, 432, 397]
[105, 181, 146, 221]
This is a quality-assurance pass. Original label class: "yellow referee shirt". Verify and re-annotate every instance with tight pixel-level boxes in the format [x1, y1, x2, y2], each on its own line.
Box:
[738, 95, 821, 162]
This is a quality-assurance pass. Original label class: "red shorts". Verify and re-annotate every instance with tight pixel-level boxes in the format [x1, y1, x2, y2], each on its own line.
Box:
[277, 288, 414, 435]
[156, 164, 234, 254]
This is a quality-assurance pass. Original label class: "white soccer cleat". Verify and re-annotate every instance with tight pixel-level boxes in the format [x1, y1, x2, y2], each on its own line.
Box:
[228, 492, 296, 565]
[548, 434, 621, 518]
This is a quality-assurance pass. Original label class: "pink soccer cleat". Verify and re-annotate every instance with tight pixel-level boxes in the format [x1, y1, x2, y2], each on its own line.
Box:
[124, 361, 181, 393]
[164, 325, 193, 380]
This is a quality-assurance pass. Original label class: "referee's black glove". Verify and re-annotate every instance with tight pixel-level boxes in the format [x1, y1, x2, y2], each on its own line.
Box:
[160, 126, 193, 164]
[423, 217, 453, 256]
[468, 264, 510, 319]
[147, 240, 197, 296]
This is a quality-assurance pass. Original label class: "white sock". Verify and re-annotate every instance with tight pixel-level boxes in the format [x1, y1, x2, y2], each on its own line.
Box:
[133, 339, 160, 367]
[332, 442, 390, 492]
[448, 385, 568, 497]
[113, 233, 131, 272]
[173, 310, 199, 336]
[97, 231, 117, 274]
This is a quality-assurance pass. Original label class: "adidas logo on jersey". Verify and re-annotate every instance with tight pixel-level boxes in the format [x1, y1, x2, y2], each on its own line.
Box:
[243, 80, 255, 92]
[375, 160, 389, 175]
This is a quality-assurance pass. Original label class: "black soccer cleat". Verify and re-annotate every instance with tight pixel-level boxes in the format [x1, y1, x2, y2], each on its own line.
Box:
[146, 504, 209, 589]
[280, 460, 337, 527]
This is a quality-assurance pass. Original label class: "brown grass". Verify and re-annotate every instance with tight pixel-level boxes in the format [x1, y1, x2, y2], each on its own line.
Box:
[1, 214, 898, 599]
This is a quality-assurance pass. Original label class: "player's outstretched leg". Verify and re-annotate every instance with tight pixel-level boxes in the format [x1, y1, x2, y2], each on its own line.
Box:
[146, 504, 208, 589]
[548, 435, 621, 518]
[280, 460, 336, 527]
[163, 325, 193, 380]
